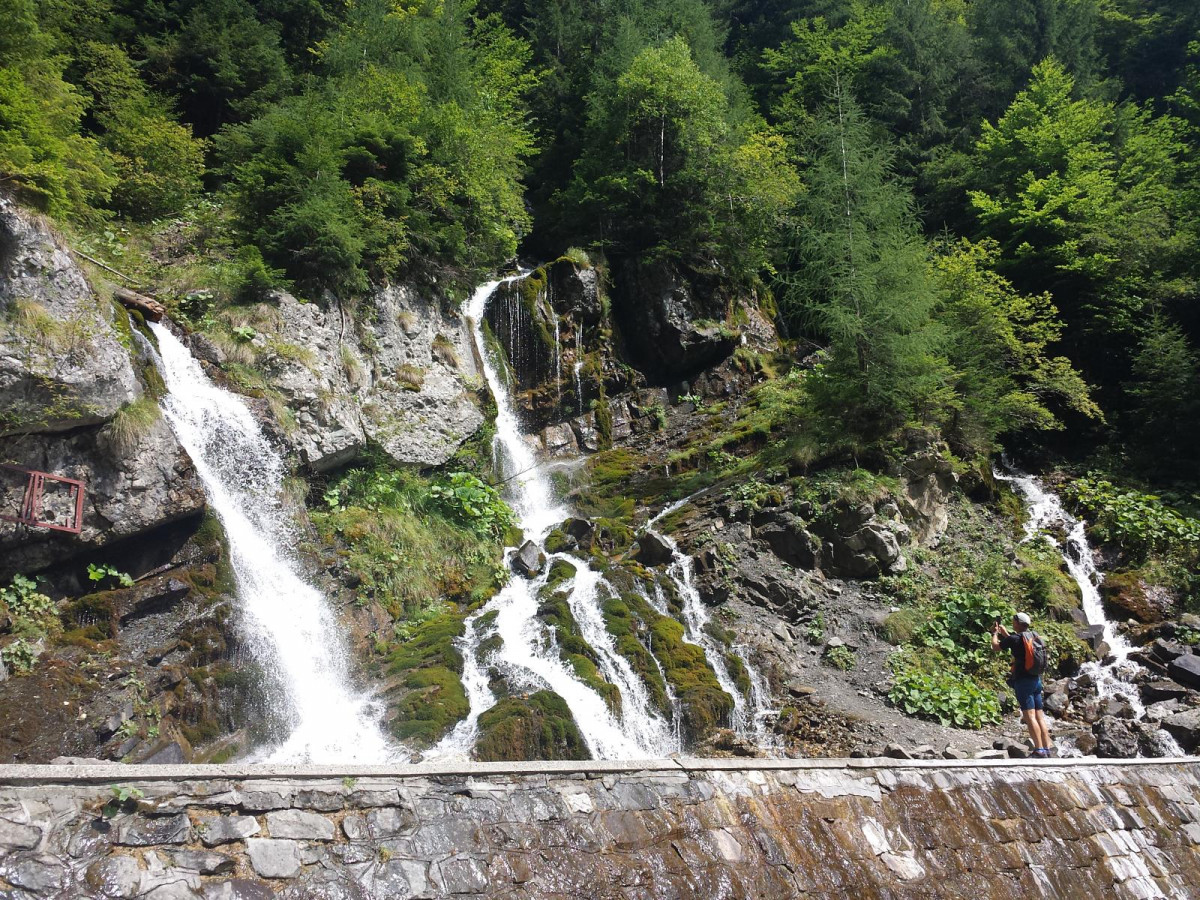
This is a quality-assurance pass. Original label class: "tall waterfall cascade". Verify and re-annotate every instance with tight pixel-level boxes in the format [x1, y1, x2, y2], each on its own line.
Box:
[429, 278, 775, 760]
[149, 323, 396, 764]
[997, 467, 1186, 757]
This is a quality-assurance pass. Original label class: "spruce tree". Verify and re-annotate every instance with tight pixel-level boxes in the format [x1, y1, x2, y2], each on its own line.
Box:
[779, 81, 948, 440]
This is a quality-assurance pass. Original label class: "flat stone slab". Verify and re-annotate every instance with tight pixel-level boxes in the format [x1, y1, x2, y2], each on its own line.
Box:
[245, 838, 301, 878]
[114, 813, 192, 846]
[265, 808, 335, 840]
[197, 814, 260, 846]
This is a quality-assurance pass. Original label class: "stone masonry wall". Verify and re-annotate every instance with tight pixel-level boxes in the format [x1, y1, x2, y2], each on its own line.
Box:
[1, 758, 1198, 899]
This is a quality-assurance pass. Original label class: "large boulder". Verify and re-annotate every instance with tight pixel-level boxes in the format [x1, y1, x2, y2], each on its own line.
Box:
[1161, 708, 1200, 752]
[1101, 573, 1173, 624]
[1093, 715, 1140, 758]
[0, 196, 138, 435]
[1167, 654, 1200, 691]
[254, 286, 484, 471]
[899, 448, 957, 545]
[610, 258, 738, 382]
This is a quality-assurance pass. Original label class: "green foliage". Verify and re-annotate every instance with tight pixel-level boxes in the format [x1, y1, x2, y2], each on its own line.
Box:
[567, 35, 799, 279]
[889, 660, 1002, 729]
[966, 57, 1190, 359]
[0, 0, 114, 216]
[1, 574, 53, 621]
[428, 472, 515, 540]
[1065, 476, 1200, 561]
[218, 0, 539, 296]
[101, 785, 144, 818]
[78, 41, 206, 220]
[0, 638, 39, 675]
[823, 643, 856, 671]
[915, 590, 1011, 671]
[777, 86, 949, 440]
[315, 460, 508, 617]
[87, 563, 134, 588]
[932, 238, 1099, 454]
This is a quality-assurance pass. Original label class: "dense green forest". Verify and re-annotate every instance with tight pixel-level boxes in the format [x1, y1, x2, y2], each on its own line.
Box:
[3, 0, 1198, 480]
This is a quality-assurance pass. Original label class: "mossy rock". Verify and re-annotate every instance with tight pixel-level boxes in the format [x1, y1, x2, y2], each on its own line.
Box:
[537, 587, 622, 715]
[724, 651, 752, 698]
[475, 690, 591, 761]
[1014, 541, 1082, 620]
[387, 609, 466, 674]
[544, 528, 573, 554]
[543, 559, 577, 591]
[601, 598, 671, 715]
[391, 665, 470, 746]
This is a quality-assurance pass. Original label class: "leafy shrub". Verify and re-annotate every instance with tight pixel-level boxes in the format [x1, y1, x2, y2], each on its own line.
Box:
[889, 664, 1002, 728]
[429, 472, 515, 540]
[1065, 476, 1200, 560]
[823, 644, 856, 670]
[1, 574, 52, 621]
[1, 638, 39, 675]
[915, 590, 1010, 670]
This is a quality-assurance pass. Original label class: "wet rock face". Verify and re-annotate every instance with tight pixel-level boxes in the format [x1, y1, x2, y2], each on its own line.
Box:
[1, 762, 1199, 898]
[0, 197, 138, 436]
[611, 258, 738, 382]
[0, 201, 205, 579]
[0, 418, 207, 578]
[255, 286, 483, 471]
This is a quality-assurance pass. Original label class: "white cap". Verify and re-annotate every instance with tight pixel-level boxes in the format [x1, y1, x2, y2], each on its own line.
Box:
[1015, 612, 1031, 625]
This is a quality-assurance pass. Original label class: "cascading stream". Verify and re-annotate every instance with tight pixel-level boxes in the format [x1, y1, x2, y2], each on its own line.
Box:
[648, 497, 776, 745]
[428, 279, 676, 760]
[149, 323, 396, 764]
[996, 466, 1186, 757]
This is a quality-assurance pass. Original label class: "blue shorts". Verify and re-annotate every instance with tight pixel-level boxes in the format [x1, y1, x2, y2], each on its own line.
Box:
[1012, 676, 1043, 712]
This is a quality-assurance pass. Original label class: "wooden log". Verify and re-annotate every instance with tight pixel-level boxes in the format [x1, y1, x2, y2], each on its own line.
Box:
[114, 286, 166, 322]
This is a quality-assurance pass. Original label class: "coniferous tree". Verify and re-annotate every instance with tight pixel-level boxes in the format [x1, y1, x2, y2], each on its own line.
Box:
[779, 84, 948, 439]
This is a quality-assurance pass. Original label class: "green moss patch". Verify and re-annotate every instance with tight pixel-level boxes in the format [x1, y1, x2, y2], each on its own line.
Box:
[475, 690, 590, 761]
[391, 665, 470, 744]
[537, 582, 621, 714]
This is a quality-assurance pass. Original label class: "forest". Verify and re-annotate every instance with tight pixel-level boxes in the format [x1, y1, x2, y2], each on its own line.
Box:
[3, 0, 1199, 481]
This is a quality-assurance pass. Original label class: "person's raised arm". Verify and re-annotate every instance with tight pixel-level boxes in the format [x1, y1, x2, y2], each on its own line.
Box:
[991, 621, 1007, 652]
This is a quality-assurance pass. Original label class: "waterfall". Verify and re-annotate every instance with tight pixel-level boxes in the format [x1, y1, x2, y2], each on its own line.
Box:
[148, 323, 396, 764]
[552, 307, 562, 412]
[996, 467, 1186, 757]
[648, 498, 775, 742]
[426, 279, 677, 760]
[574, 329, 584, 416]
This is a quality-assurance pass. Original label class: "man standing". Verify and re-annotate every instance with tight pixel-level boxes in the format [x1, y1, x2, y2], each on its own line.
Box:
[992, 612, 1052, 758]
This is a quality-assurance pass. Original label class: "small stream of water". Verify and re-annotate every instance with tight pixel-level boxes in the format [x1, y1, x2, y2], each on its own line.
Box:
[996, 467, 1186, 757]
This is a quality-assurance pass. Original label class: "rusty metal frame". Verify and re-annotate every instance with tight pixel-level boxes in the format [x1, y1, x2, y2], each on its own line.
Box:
[0, 464, 85, 534]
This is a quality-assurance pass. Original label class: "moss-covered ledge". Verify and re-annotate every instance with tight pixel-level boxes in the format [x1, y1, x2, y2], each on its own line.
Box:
[0, 757, 1197, 898]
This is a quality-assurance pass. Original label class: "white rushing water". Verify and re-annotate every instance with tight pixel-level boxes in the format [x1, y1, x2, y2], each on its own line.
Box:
[996, 466, 1186, 757]
[149, 323, 396, 764]
[648, 497, 777, 746]
[428, 279, 677, 760]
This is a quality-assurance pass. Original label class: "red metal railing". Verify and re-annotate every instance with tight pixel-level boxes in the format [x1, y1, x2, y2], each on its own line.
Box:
[0, 464, 85, 534]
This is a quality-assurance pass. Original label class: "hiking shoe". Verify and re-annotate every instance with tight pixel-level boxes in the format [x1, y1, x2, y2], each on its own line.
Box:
[1033, 749, 1050, 758]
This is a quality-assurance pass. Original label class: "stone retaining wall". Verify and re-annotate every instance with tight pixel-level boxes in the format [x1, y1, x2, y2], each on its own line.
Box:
[1, 758, 1198, 899]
